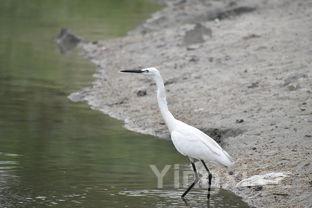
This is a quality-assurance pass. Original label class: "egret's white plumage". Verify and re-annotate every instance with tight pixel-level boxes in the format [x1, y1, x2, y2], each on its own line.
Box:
[121, 67, 234, 198]
[171, 121, 234, 167]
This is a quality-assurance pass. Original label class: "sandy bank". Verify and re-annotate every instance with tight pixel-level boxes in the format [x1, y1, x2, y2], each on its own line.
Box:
[70, 0, 312, 207]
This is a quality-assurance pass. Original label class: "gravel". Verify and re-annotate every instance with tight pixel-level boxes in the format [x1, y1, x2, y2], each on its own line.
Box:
[70, 0, 312, 207]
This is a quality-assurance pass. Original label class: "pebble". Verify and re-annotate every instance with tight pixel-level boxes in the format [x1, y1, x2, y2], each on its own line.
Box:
[254, 186, 263, 191]
[137, 90, 147, 97]
[236, 119, 244, 123]
[287, 83, 300, 91]
[247, 82, 259, 88]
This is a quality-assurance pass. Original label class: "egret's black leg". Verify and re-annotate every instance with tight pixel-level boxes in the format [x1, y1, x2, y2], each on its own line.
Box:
[201, 160, 212, 199]
[181, 162, 199, 198]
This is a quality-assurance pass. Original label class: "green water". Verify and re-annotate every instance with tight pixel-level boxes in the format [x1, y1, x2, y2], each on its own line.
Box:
[0, 0, 248, 207]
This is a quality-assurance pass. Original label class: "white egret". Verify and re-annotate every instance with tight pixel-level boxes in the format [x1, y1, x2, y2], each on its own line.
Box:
[121, 67, 234, 199]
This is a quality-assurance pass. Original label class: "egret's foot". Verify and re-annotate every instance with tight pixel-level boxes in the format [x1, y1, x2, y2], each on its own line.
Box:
[206, 198, 211, 208]
[181, 197, 190, 207]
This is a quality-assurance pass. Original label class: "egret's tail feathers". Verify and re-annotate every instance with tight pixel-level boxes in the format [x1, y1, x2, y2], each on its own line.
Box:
[219, 150, 235, 167]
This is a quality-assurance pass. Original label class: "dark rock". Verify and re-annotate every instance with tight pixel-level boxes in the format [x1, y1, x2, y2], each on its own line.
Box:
[183, 23, 212, 46]
[254, 186, 263, 191]
[273, 193, 289, 196]
[56, 28, 81, 54]
[137, 89, 147, 97]
[236, 119, 244, 123]
[247, 82, 259, 88]
[243, 34, 261, 40]
[164, 78, 178, 86]
[225, 55, 231, 61]
[186, 45, 200, 50]
[189, 56, 199, 62]
[207, 6, 256, 21]
[252, 147, 257, 150]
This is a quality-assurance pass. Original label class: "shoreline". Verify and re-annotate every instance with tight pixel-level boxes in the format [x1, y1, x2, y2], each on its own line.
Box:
[71, 0, 312, 207]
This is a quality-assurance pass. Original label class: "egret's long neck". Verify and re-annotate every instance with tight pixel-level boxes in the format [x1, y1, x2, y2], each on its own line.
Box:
[154, 75, 176, 132]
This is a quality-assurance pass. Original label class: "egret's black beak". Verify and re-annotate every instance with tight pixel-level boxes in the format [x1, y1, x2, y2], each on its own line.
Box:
[120, 69, 143, 73]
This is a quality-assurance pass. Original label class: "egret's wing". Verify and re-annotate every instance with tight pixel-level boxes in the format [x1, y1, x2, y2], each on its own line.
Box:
[171, 122, 234, 166]
[171, 129, 221, 157]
